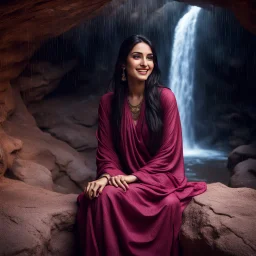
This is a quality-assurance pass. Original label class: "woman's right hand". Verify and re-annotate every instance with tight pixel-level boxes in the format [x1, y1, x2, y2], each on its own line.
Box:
[84, 177, 108, 200]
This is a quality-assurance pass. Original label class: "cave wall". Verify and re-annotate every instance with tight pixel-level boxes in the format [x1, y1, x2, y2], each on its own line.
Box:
[0, 0, 255, 185]
[0, 0, 255, 122]
[0, 0, 117, 123]
[178, 0, 256, 35]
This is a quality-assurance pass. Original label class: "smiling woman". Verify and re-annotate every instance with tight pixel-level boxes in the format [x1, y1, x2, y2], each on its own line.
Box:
[125, 44, 154, 82]
[75, 34, 207, 256]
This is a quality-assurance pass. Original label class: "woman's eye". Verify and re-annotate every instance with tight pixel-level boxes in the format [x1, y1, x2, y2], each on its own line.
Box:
[133, 55, 140, 59]
[147, 56, 153, 60]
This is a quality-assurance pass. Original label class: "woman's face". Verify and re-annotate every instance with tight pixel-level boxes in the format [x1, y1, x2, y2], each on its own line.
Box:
[124, 42, 154, 82]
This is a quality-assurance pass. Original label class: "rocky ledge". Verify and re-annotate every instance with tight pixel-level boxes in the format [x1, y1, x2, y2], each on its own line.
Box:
[1, 181, 255, 256]
[180, 183, 256, 256]
[0, 177, 77, 256]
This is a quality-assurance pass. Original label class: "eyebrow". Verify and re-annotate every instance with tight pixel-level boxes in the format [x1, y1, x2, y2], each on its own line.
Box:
[131, 52, 153, 55]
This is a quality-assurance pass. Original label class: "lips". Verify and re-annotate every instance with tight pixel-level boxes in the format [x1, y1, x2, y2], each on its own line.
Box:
[136, 69, 148, 75]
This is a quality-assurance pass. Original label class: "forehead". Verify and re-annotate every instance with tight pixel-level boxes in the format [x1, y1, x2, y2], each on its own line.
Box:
[130, 42, 153, 54]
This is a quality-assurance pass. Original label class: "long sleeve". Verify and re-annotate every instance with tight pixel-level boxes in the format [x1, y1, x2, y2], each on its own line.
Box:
[133, 89, 186, 189]
[95, 93, 126, 179]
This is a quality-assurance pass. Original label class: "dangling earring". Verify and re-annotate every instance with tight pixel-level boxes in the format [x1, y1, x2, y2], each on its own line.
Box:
[121, 67, 126, 81]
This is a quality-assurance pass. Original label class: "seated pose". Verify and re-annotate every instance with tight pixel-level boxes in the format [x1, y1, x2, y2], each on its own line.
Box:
[76, 34, 207, 256]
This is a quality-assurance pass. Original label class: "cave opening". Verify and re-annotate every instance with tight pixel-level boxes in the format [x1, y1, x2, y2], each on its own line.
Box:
[7, 1, 256, 191]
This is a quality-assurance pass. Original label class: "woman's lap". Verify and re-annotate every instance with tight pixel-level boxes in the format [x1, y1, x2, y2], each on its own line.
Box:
[76, 183, 181, 256]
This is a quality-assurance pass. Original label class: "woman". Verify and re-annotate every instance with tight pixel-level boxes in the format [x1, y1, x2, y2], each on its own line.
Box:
[76, 34, 207, 256]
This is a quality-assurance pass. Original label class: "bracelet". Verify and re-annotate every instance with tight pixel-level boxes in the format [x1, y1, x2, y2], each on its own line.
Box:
[100, 175, 110, 182]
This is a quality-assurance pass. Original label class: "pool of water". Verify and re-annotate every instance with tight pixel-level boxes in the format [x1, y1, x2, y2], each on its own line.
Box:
[184, 148, 230, 185]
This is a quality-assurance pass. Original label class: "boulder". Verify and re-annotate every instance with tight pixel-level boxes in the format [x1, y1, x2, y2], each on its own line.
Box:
[28, 89, 99, 171]
[0, 177, 77, 256]
[0, 128, 23, 171]
[8, 159, 54, 190]
[230, 158, 256, 189]
[2, 88, 95, 193]
[180, 183, 256, 256]
[227, 144, 256, 171]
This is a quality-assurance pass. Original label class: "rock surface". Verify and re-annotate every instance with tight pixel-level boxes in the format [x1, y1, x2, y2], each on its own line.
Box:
[0, 0, 112, 122]
[8, 159, 54, 190]
[2, 88, 95, 193]
[0, 0, 255, 123]
[1, 180, 255, 256]
[0, 177, 77, 256]
[180, 182, 256, 256]
[230, 158, 256, 189]
[227, 144, 256, 189]
[227, 144, 256, 171]
[27, 86, 100, 173]
[13, 60, 77, 103]
[180, 0, 256, 34]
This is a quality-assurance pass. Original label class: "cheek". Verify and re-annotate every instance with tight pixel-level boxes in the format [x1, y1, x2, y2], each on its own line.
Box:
[148, 64, 154, 74]
[126, 63, 137, 75]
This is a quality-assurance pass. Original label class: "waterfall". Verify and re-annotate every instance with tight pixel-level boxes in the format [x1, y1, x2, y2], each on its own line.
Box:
[168, 6, 201, 153]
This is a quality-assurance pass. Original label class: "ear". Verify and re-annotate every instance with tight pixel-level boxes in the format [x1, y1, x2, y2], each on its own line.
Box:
[121, 64, 126, 69]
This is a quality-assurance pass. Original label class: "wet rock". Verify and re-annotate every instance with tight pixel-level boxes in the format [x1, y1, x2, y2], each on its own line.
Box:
[227, 144, 256, 171]
[230, 158, 256, 189]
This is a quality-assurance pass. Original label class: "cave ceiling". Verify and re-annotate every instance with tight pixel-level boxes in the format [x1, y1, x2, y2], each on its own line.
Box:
[0, 0, 254, 122]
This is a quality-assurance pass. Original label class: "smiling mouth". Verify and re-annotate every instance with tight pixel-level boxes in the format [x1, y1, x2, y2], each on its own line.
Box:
[136, 70, 148, 75]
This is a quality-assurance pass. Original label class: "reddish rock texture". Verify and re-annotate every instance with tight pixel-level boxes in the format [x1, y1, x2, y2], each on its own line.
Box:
[13, 60, 77, 103]
[0, 0, 255, 123]
[2, 88, 95, 193]
[0, 0, 113, 122]
[0, 1, 255, 255]
[0, 177, 77, 256]
[180, 183, 256, 256]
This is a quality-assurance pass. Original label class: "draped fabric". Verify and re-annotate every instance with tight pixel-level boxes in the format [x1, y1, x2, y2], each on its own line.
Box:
[76, 86, 207, 256]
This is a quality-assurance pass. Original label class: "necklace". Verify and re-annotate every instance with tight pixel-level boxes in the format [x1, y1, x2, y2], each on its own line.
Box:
[127, 97, 143, 120]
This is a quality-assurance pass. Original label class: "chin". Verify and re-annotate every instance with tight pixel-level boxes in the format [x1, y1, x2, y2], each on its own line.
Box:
[135, 74, 150, 81]
[137, 77, 148, 81]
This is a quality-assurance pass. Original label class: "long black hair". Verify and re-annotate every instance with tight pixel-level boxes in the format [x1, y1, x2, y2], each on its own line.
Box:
[107, 34, 164, 156]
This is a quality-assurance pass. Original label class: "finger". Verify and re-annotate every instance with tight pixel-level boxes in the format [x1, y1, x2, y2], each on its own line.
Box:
[85, 183, 92, 198]
[96, 185, 103, 197]
[116, 179, 126, 191]
[90, 183, 98, 199]
[92, 184, 100, 198]
[111, 177, 119, 188]
[88, 183, 95, 200]
[98, 184, 105, 195]
[121, 179, 129, 189]
[89, 190, 94, 200]
[84, 182, 90, 193]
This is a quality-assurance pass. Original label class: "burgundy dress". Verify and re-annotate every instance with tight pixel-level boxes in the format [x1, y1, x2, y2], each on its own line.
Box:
[76, 87, 207, 256]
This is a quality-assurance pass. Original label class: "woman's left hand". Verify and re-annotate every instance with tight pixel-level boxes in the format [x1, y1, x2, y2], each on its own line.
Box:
[109, 175, 138, 190]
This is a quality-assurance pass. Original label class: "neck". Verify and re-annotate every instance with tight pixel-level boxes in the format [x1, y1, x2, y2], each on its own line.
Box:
[127, 77, 145, 98]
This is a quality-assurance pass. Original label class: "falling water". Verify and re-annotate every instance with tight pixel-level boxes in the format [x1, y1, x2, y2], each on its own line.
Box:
[168, 6, 201, 153]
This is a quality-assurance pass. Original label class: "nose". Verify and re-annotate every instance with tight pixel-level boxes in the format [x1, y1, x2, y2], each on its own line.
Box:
[140, 56, 148, 66]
